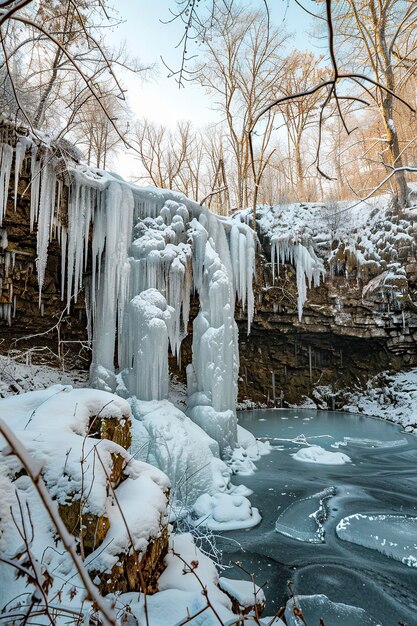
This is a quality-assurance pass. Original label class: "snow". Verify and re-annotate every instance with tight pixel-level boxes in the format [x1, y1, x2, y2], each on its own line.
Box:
[343, 369, 417, 434]
[235, 192, 415, 319]
[291, 445, 352, 465]
[0, 354, 88, 397]
[116, 533, 275, 625]
[127, 398, 232, 506]
[192, 492, 261, 531]
[0, 386, 172, 623]
[86, 461, 169, 574]
[219, 576, 266, 609]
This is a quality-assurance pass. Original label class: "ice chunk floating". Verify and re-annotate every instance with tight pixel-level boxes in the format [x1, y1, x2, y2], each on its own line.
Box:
[336, 513, 417, 568]
[275, 487, 336, 543]
[292, 445, 351, 465]
[285, 595, 380, 626]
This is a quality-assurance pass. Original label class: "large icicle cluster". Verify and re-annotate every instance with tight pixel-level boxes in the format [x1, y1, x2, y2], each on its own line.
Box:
[270, 237, 325, 320]
[234, 204, 326, 320]
[0, 135, 257, 454]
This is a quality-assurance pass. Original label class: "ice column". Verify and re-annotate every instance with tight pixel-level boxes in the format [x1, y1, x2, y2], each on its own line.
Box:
[122, 289, 174, 400]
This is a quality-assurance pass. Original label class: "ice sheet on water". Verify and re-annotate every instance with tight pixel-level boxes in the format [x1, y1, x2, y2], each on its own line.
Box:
[332, 436, 408, 449]
[275, 487, 336, 543]
[285, 594, 381, 626]
[336, 513, 417, 568]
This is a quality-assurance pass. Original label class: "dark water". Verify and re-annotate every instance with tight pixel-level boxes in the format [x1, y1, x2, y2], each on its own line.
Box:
[218, 409, 417, 625]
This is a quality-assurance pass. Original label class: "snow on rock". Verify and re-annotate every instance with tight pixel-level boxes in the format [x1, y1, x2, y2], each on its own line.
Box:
[118, 533, 255, 626]
[343, 369, 417, 434]
[0, 385, 130, 435]
[235, 192, 416, 320]
[0, 385, 171, 617]
[292, 445, 352, 465]
[219, 576, 266, 612]
[86, 460, 169, 575]
[192, 492, 261, 531]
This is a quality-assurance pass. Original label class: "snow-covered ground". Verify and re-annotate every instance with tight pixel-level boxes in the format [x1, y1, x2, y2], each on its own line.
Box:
[0, 386, 272, 625]
[0, 353, 88, 397]
[342, 369, 417, 434]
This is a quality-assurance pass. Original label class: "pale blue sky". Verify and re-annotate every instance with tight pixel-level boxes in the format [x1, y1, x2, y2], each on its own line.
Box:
[108, 1, 316, 129]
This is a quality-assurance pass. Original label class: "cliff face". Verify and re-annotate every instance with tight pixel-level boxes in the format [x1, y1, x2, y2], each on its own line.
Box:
[0, 136, 88, 369]
[235, 201, 417, 408]
[1, 132, 417, 407]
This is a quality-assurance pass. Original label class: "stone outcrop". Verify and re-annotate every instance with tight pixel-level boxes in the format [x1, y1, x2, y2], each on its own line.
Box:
[56, 404, 170, 593]
[0, 127, 88, 368]
[2, 123, 417, 408]
[235, 222, 417, 407]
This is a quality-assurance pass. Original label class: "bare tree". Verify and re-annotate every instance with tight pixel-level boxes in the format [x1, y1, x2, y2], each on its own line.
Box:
[0, 0, 148, 145]
[134, 119, 192, 190]
[279, 51, 332, 200]
[331, 0, 417, 208]
[196, 2, 289, 210]
[71, 88, 131, 169]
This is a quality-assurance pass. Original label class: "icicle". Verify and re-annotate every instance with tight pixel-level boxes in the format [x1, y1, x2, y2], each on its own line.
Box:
[14, 137, 28, 211]
[60, 225, 67, 301]
[36, 157, 56, 302]
[30, 146, 40, 232]
[0, 143, 13, 225]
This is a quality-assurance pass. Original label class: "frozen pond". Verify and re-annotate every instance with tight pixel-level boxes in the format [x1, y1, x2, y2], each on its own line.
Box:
[216, 409, 417, 625]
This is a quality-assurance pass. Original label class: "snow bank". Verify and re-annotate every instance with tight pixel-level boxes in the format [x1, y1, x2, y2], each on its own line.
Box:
[0, 386, 170, 621]
[128, 398, 233, 505]
[118, 533, 269, 626]
[343, 369, 417, 434]
[292, 445, 351, 465]
[219, 576, 266, 610]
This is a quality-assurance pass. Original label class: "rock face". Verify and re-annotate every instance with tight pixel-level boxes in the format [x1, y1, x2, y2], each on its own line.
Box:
[236, 221, 417, 408]
[0, 132, 88, 368]
[1, 127, 417, 408]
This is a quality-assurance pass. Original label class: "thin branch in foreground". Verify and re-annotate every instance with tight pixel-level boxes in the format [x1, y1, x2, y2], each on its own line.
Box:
[0, 419, 117, 626]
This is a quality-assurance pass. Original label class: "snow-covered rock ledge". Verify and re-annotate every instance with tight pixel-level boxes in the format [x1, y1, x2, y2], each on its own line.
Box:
[0, 387, 273, 625]
[342, 369, 417, 435]
[288, 370, 417, 435]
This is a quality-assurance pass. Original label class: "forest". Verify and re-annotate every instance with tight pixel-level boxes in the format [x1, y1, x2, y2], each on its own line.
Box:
[0, 1, 417, 625]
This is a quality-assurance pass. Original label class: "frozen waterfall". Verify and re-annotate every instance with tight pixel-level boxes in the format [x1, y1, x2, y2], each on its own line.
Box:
[0, 134, 257, 452]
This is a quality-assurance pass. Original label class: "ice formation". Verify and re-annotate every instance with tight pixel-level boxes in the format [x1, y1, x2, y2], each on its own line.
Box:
[275, 486, 336, 543]
[291, 444, 351, 465]
[285, 594, 380, 626]
[270, 238, 325, 320]
[0, 136, 257, 454]
[336, 512, 417, 568]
